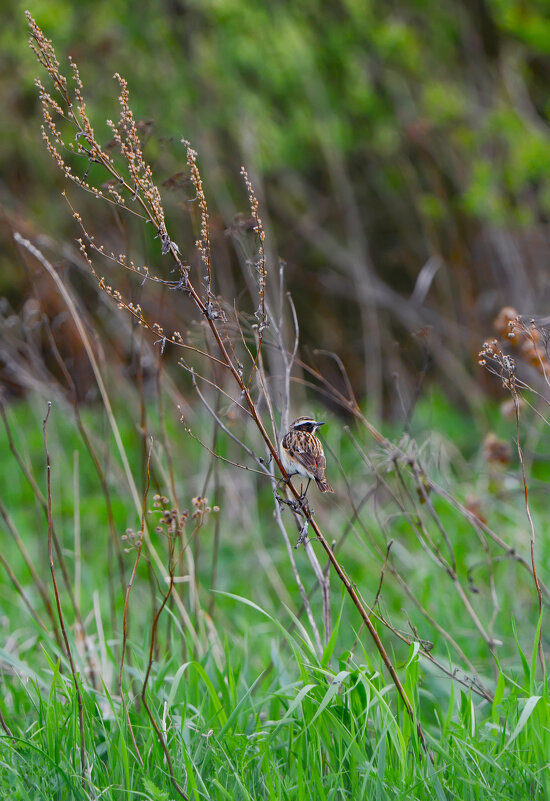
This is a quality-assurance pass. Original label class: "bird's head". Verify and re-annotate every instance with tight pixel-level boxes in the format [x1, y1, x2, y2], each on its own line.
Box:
[289, 416, 325, 434]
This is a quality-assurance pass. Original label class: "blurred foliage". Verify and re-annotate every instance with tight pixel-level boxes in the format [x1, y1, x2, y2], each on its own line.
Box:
[3, 0, 550, 411]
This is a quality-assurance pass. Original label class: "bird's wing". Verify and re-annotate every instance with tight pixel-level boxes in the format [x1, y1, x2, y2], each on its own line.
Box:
[285, 432, 326, 479]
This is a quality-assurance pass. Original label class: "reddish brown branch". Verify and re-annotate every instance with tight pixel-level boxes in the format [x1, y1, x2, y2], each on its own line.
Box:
[26, 15, 426, 750]
[43, 403, 88, 789]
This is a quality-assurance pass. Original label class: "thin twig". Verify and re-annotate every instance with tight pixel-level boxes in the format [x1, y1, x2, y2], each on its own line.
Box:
[43, 403, 88, 789]
[141, 526, 188, 799]
[514, 388, 545, 680]
[25, 22, 429, 750]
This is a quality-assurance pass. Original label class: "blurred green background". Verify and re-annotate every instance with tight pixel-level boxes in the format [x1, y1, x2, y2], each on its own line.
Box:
[2, 8, 550, 797]
[3, 0, 550, 415]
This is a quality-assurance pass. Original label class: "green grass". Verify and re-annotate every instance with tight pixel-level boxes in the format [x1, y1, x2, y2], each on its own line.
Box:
[1, 389, 549, 799]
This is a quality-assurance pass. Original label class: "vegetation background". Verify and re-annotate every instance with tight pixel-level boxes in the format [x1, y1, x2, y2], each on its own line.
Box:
[1, 1, 550, 799]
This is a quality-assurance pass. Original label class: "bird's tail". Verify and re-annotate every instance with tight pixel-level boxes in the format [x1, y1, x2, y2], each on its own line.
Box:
[315, 477, 334, 493]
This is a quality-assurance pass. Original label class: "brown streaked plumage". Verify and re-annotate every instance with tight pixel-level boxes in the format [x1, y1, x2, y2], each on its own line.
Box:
[280, 416, 334, 493]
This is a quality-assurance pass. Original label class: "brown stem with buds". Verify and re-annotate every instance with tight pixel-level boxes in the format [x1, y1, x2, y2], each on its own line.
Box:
[26, 11, 425, 749]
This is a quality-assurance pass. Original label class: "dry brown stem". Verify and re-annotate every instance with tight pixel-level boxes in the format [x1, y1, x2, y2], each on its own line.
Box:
[43, 402, 88, 789]
[25, 13, 426, 749]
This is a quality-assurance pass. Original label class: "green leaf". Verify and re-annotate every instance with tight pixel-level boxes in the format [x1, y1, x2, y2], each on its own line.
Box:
[503, 696, 542, 751]
[308, 671, 350, 727]
[282, 682, 318, 724]
[492, 672, 506, 724]
[530, 613, 544, 694]
[166, 661, 191, 708]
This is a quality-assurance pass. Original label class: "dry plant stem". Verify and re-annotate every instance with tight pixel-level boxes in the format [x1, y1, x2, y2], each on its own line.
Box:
[409, 462, 456, 574]
[137, 331, 150, 494]
[429, 478, 550, 598]
[303, 510, 425, 745]
[251, 291, 333, 637]
[389, 569, 492, 700]
[25, 25, 423, 747]
[251, 333, 279, 440]
[118, 441, 154, 771]
[251, 321, 332, 639]
[208, 465, 221, 618]
[280, 490, 331, 644]
[44, 323, 127, 598]
[156, 357, 179, 508]
[193, 345, 331, 641]
[392, 454, 496, 656]
[514, 391, 545, 679]
[0, 706, 13, 738]
[277, 282, 300, 433]
[1, 401, 78, 604]
[43, 403, 87, 790]
[0, 547, 48, 633]
[200, 403, 221, 615]
[0, 500, 60, 639]
[372, 541, 393, 610]
[14, 234, 199, 646]
[240, 166, 267, 382]
[205, 323, 490, 697]
[128, 206, 421, 731]
[346, 485, 490, 693]
[403, 465, 497, 656]
[303, 536, 331, 643]
[141, 558, 187, 800]
[470, 528, 500, 655]
[12, 233, 141, 528]
[207, 413, 420, 731]
[103, 213, 422, 739]
[342, 511, 494, 700]
[188, 373, 268, 473]
[1, 398, 96, 681]
[348, 429, 498, 665]
[271, 473, 323, 656]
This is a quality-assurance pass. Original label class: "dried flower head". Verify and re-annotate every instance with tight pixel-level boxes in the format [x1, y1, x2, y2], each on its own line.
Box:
[489, 307, 550, 379]
[478, 339, 517, 391]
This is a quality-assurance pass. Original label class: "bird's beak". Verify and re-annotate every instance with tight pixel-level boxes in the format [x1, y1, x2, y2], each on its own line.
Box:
[316, 421, 326, 428]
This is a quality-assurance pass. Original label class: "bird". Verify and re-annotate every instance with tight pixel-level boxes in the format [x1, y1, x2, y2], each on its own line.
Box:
[280, 416, 334, 494]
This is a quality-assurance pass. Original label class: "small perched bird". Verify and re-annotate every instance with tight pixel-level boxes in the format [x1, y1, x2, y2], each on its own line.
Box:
[280, 416, 334, 494]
